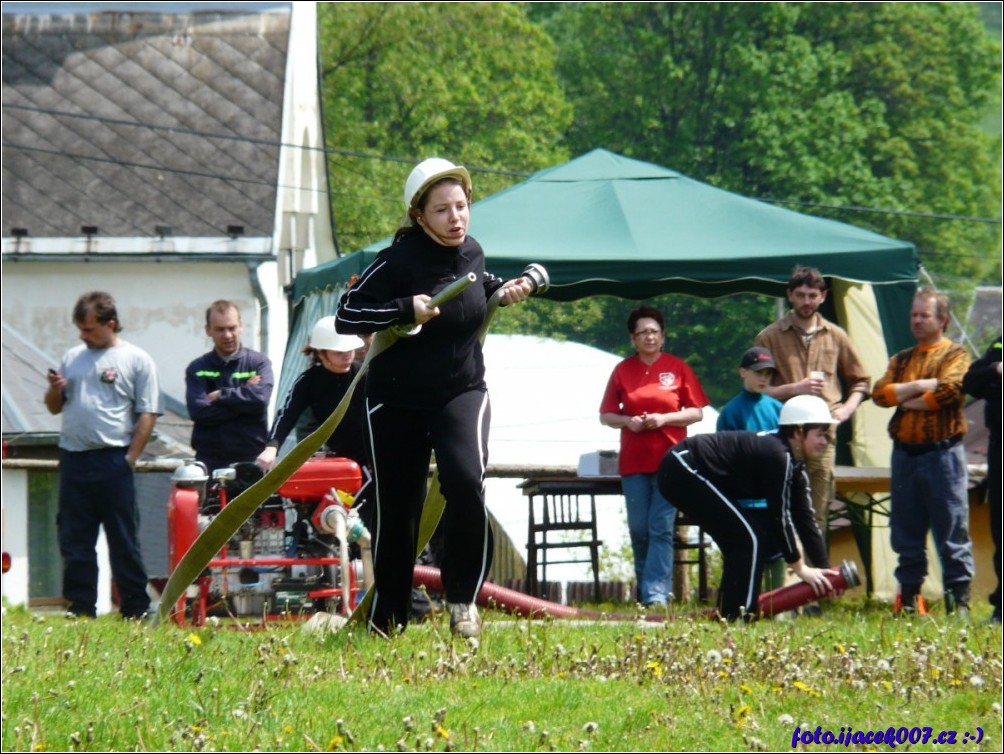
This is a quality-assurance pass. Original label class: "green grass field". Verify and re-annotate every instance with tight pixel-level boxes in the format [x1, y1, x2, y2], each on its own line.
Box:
[2, 598, 1001, 752]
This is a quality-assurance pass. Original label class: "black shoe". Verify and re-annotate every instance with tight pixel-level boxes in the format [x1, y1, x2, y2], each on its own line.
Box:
[945, 582, 971, 619]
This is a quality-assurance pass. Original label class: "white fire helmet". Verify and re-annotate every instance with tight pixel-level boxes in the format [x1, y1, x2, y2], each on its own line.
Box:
[403, 158, 472, 210]
[777, 395, 839, 426]
[309, 317, 364, 353]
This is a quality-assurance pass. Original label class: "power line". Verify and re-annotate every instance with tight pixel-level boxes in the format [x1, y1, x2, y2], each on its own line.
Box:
[919, 248, 1003, 261]
[760, 196, 1001, 225]
[1, 103, 530, 178]
[3, 141, 314, 192]
[3, 102, 1001, 225]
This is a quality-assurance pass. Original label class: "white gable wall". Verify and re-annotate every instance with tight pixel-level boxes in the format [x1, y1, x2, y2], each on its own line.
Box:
[1, 260, 265, 407]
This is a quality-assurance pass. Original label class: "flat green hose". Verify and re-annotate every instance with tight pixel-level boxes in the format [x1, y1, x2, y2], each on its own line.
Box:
[153, 273, 480, 627]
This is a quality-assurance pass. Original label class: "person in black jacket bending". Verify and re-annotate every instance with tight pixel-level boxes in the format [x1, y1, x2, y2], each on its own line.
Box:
[335, 158, 533, 638]
[658, 395, 841, 620]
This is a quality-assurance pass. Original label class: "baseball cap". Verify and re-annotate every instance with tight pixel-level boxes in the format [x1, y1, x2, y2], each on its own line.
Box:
[740, 347, 776, 372]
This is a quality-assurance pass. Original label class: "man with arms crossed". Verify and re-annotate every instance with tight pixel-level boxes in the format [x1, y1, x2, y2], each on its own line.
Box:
[185, 300, 273, 473]
[872, 286, 973, 616]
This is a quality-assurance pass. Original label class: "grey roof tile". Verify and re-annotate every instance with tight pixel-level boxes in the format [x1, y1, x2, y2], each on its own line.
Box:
[2, 8, 289, 239]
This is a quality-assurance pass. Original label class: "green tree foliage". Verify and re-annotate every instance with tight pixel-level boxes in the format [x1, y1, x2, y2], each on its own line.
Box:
[318, 2, 572, 251]
[542, 2, 1001, 287]
[517, 2, 1001, 405]
[315, 3, 1000, 407]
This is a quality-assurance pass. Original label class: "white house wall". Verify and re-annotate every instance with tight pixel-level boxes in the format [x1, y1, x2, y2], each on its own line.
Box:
[270, 2, 336, 359]
[0, 260, 286, 413]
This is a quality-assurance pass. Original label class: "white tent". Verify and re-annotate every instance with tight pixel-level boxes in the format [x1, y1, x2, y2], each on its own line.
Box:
[482, 334, 718, 584]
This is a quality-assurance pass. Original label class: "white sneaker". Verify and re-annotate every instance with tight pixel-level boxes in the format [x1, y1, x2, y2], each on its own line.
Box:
[447, 602, 480, 638]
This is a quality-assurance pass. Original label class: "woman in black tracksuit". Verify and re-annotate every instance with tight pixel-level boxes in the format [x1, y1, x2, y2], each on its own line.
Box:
[657, 395, 840, 620]
[335, 158, 532, 637]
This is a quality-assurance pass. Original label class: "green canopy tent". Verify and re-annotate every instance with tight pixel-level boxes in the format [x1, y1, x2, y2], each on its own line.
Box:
[286, 148, 919, 467]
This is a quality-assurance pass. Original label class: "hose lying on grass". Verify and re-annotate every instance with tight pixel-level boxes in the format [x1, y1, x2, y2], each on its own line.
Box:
[411, 560, 860, 623]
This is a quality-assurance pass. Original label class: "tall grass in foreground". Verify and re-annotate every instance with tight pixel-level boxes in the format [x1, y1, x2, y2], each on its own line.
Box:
[2, 598, 1001, 752]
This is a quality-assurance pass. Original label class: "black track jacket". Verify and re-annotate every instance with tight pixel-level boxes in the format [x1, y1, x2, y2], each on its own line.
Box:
[335, 231, 505, 410]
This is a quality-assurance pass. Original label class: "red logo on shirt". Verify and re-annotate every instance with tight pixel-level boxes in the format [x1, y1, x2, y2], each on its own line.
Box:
[658, 372, 677, 389]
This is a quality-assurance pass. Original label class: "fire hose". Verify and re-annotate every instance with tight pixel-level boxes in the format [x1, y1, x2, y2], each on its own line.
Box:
[412, 559, 860, 623]
[154, 266, 549, 627]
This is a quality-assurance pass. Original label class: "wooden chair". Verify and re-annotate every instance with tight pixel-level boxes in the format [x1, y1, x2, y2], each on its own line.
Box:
[673, 510, 710, 602]
[523, 481, 603, 602]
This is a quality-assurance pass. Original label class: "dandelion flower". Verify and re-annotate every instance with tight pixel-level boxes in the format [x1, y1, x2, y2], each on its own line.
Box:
[969, 675, 985, 688]
[705, 649, 723, 665]
[778, 713, 794, 725]
[792, 680, 821, 697]
[583, 722, 599, 734]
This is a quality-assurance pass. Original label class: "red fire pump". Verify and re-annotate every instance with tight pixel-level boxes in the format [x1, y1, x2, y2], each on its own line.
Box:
[166, 455, 370, 626]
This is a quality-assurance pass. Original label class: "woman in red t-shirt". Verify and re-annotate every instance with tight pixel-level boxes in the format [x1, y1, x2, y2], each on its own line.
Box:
[599, 305, 710, 605]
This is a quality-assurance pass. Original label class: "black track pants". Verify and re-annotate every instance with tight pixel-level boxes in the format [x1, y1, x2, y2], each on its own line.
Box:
[365, 388, 494, 634]
[659, 447, 766, 621]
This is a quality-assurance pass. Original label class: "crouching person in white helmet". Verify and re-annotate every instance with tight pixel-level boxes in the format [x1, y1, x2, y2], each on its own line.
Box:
[657, 395, 842, 621]
[256, 317, 368, 473]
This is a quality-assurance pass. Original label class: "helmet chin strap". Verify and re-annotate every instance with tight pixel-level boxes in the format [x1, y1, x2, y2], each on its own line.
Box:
[792, 432, 806, 462]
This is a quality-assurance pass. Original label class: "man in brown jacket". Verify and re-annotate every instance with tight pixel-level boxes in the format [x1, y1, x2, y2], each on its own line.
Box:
[754, 266, 870, 562]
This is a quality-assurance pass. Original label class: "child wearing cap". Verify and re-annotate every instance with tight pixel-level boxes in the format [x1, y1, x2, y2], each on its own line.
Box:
[717, 347, 787, 591]
[718, 348, 783, 438]
[717, 347, 831, 600]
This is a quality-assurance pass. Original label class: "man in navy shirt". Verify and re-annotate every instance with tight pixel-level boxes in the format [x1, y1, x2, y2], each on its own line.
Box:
[185, 300, 273, 472]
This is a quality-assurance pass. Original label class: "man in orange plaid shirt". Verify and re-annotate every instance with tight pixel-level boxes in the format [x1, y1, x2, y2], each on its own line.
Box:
[873, 286, 974, 617]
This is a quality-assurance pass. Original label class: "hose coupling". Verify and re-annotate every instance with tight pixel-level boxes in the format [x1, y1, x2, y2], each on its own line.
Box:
[521, 263, 550, 294]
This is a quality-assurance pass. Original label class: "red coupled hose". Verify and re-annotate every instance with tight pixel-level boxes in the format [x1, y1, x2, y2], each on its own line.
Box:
[411, 560, 859, 623]
[755, 560, 859, 618]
